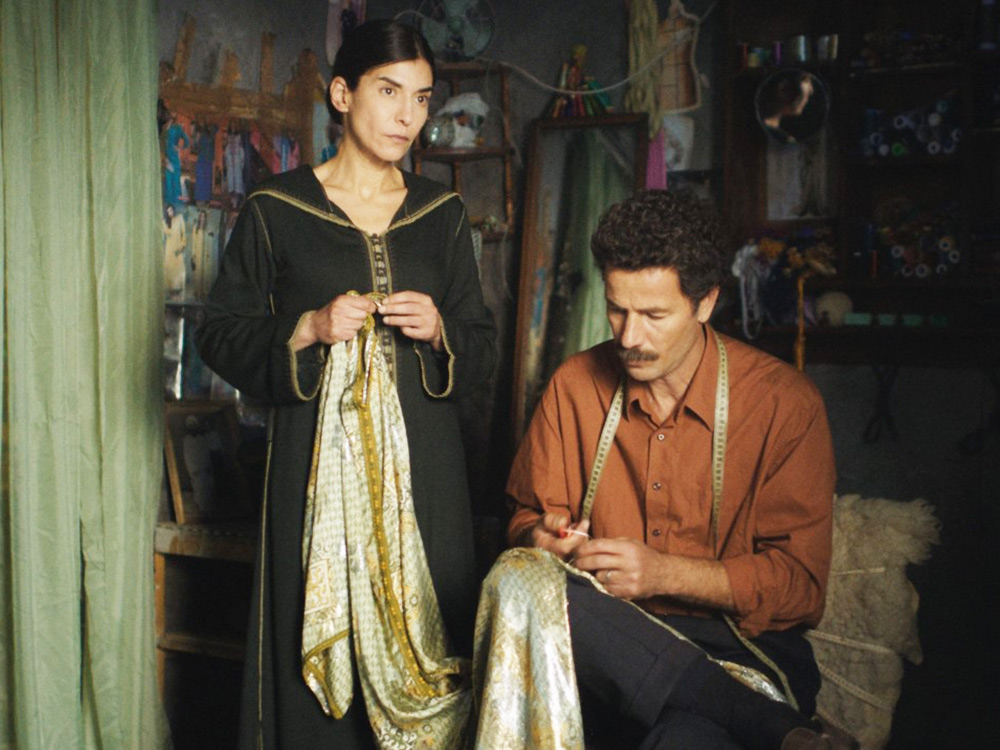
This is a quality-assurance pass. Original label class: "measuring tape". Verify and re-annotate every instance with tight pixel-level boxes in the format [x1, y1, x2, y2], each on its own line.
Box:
[579, 331, 798, 709]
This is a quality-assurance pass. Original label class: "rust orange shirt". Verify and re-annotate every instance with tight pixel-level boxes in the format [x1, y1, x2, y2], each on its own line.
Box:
[507, 327, 835, 636]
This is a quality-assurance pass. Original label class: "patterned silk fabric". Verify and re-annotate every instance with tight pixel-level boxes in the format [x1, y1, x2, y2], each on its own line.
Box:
[472, 549, 788, 750]
[473, 548, 587, 750]
[301, 310, 472, 749]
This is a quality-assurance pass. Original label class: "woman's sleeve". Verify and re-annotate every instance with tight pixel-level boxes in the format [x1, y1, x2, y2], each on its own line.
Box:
[414, 200, 497, 399]
[194, 198, 325, 404]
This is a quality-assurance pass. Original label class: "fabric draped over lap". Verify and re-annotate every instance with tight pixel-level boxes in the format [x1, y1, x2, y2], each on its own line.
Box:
[471, 548, 788, 750]
[473, 548, 587, 750]
[301, 314, 472, 749]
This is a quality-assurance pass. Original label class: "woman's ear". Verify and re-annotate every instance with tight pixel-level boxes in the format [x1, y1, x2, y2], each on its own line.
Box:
[329, 77, 350, 117]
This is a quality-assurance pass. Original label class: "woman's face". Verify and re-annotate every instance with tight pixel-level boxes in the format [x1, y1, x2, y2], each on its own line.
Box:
[334, 58, 434, 164]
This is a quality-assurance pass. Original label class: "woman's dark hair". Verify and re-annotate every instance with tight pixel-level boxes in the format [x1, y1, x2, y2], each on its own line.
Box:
[590, 189, 727, 308]
[330, 20, 436, 120]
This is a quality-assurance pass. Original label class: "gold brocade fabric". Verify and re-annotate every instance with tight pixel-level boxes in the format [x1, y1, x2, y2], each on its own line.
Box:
[301, 312, 471, 749]
[471, 550, 788, 750]
[472, 548, 587, 750]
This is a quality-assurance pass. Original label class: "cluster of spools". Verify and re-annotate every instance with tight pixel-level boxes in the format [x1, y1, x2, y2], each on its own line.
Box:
[858, 91, 961, 159]
[853, 31, 960, 69]
[863, 200, 961, 278]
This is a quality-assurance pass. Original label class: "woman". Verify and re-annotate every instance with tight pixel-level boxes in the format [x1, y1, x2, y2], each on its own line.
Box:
[195, 20, 496, 750]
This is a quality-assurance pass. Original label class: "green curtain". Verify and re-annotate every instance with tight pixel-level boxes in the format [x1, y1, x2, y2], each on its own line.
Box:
[559, 130, 632, 360]
[0, 1, 168, 748]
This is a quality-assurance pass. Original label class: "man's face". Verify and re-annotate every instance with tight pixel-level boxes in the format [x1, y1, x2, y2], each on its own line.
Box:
[604, 266, 717, 385]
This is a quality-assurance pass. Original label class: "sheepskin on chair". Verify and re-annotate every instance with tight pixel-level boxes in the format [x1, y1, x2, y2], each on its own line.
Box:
[807, 494, 940, 750]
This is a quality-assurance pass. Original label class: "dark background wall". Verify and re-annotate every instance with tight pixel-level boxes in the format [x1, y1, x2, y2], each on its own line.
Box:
[158, 2, 999, 747]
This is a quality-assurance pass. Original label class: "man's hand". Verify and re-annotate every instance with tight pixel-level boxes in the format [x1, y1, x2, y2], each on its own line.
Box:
[573, 538, 737, 610]
[519, 513, 591, 562]
[572, 537, 667, 600]
[378, 291, 443, 350]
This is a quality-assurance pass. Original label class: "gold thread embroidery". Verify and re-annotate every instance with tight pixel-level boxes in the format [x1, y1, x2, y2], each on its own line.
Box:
[414, 316, 455, 399]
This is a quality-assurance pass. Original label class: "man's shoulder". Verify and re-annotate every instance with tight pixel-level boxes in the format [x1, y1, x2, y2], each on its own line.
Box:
[720, 332, 824, 409]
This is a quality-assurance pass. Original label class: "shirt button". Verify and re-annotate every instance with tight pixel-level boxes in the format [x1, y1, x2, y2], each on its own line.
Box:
[657, 433, 665, 441]
[651, 528, 662, 537]
[652, 481, 662, 490]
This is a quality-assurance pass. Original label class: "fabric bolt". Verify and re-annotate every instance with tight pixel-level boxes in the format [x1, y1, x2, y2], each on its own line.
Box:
[195, 165, 496, 750]
[508, 328, 835, 636]
[0, 0, 166, 747]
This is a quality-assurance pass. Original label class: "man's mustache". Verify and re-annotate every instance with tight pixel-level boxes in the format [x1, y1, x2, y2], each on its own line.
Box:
[616, 346, 659, 363]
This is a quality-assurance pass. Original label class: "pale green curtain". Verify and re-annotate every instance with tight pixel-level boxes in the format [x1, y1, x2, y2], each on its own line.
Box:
[0, 1, 168, 748]
[559, 130, 632, 359]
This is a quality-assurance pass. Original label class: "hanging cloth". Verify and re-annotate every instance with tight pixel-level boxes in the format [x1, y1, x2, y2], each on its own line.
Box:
[301, 294, 472, 748]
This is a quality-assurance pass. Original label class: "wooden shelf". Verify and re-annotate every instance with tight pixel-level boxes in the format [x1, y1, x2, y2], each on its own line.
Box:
[847, 155, 962, 169]
[737, 325, 1000, 368]
[413, 145, 513, 162]
[155, 522, 256, 564]
[158, 631, 246, 661]
[848, 61, 963, 78]
[412, 63, 515, 233]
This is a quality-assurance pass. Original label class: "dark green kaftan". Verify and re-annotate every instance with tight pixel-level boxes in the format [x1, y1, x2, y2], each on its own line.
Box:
[195, 166, 497, 750]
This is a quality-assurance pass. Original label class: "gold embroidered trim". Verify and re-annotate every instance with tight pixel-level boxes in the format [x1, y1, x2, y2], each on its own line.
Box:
[248, 187, 460, 232]
[415, 316, 455, 399]
[288, 312, 323, 402]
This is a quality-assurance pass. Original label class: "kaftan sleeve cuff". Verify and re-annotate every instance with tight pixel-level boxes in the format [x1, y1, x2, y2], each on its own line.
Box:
[414, 316, 455, 399]
[283, 311, 325, 401]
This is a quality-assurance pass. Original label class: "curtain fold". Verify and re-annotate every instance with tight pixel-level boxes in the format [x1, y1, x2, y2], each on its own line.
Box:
[0, 1, 167, 748]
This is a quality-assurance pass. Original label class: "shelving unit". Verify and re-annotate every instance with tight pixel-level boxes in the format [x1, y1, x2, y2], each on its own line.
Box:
[154, 522, 255, 750]
[721, 0, 1000, 368]
[411, 61, 516, 240]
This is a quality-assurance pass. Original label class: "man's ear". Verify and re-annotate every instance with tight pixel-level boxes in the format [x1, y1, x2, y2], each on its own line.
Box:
[329, 77, 350, 117]
[696, 286, 720, 324]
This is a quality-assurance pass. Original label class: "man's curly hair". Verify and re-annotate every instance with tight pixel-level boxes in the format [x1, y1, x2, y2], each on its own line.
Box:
[590, 189, 726, 307]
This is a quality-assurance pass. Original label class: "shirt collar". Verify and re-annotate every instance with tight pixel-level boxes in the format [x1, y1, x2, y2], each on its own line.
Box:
[623, 325, 717, 431]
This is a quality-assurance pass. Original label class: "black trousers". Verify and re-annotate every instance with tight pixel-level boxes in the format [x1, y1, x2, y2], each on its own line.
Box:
[566, 574, 820, 750]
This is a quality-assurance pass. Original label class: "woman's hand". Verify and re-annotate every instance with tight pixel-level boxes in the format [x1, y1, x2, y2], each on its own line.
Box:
[378, 291, 443, 350]
[291, 294, 377, 351]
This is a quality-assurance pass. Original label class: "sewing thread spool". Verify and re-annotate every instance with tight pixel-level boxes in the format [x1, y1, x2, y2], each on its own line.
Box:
[787, 34, 811, 62]
[926, 140, 942, 155]
[936, 262, 950, 275]
[914, 263, 932, 278]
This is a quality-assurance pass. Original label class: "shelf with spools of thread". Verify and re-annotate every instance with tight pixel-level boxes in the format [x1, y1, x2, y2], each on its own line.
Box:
[853, 91, 963, 160]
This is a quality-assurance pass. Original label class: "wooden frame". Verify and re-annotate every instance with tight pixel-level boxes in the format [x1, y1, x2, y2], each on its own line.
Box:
[510, 114, 649, 444]
[164, 401, 249, 524]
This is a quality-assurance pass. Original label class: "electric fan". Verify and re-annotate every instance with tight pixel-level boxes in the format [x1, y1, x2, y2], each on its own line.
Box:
[417, 0, 496, 62]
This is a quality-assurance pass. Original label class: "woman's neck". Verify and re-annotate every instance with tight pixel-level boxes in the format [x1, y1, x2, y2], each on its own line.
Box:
[317, 138, 403, 199]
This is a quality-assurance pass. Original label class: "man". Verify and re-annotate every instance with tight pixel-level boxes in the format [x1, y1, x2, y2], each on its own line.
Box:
[506, 190, 848, 750]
